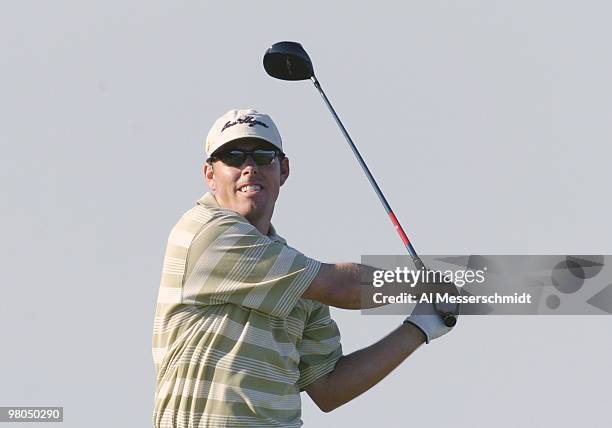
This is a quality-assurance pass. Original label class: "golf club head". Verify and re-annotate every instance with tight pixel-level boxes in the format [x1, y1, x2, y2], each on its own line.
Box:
[263, 41, 314, 81]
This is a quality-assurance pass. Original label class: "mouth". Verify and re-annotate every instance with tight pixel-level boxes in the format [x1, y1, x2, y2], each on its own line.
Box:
[237, 184, 263, 194]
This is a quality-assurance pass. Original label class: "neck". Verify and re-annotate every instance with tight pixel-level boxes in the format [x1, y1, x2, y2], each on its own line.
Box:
[246, 213, 272, 236]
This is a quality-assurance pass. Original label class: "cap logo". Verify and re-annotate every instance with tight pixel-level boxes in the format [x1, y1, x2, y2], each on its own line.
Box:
[221, 115, 269, 133]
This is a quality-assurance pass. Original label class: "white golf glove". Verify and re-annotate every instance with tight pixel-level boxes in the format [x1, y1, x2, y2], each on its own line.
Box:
[403, 282, 460, 343]
[403, 312, 455, 343]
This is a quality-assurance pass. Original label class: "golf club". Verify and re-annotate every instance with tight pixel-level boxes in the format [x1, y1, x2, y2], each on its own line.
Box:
[263, 41, 457, 327]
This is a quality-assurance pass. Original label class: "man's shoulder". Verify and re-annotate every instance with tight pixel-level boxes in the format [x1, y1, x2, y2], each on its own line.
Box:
[168, 192, 295, 263]
[195, 192, 235, 215]
[174, 193, 248, 232]
[165, 193, 242, 250]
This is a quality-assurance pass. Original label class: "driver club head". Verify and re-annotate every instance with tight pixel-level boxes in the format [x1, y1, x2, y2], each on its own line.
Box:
[263, 41, 314, 81]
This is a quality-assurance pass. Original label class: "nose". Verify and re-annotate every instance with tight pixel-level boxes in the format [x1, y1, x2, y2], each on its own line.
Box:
[241, 155, 259, 174]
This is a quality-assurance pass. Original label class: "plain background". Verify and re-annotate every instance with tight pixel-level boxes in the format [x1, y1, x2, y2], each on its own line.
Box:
[1, 1, 611, 426]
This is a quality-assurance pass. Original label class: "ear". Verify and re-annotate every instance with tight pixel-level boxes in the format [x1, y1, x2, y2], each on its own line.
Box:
[279, 157, 290, 186]
[203, 162, 215, 191]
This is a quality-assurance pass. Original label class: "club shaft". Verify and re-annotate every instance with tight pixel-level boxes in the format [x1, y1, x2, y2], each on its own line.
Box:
[311, 77, 420, 260]
[310, 75, 456, 326]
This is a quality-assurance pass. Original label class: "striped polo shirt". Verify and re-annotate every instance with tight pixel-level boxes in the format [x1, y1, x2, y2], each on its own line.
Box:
[152, 193, 343, 428]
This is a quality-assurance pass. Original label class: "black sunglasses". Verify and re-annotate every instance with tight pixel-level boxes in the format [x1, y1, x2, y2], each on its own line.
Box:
[209, 149, 285, 168]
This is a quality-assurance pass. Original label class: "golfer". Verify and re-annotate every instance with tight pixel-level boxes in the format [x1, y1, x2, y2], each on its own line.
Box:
[152, 109, 455, 428]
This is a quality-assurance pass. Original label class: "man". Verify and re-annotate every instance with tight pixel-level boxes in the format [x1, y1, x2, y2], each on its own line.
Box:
[152, 109, 455, 427]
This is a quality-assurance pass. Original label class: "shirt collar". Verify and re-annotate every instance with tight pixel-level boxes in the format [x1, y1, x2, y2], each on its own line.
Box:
[196, 192, 286, 243]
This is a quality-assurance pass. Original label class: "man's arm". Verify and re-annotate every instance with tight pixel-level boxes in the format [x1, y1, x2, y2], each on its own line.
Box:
[302, 263, 377, 309]
[304, 322, 427, 412]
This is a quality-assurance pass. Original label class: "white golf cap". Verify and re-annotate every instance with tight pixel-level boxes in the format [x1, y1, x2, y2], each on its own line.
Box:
[204, 109, 283, 157]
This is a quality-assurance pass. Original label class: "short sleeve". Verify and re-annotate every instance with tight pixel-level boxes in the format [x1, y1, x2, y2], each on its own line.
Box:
[182, 212, 321, 319]
[297, 303, 343, 390]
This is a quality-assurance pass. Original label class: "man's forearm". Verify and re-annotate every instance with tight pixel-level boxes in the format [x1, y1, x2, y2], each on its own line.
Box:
[303, 263, 378, 309]
[305, 322, 426, 412]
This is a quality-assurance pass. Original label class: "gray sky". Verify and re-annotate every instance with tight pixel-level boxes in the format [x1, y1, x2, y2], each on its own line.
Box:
[1, 1, 611, 427]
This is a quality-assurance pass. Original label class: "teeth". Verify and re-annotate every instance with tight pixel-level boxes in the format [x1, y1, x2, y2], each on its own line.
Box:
[240, 185, 261, 192]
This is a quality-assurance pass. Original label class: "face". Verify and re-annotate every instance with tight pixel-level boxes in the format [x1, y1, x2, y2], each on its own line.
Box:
[204, 138, 290, 230]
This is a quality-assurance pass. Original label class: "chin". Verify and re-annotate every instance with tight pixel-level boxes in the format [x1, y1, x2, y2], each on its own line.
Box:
[238, 202, 261, 219]
[244, 204, 273, 223]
